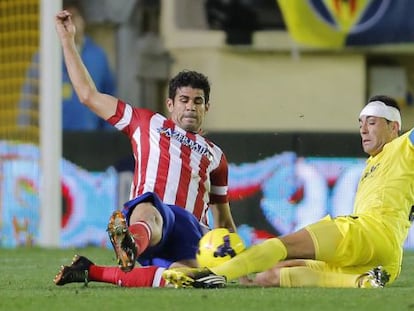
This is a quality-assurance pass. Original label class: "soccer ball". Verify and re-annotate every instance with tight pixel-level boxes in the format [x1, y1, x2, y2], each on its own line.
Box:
[196, 228, 245, 268]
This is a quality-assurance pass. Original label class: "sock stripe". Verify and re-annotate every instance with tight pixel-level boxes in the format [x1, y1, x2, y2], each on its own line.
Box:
[152, 267, 166, 287]
[134, 221, 152, 238]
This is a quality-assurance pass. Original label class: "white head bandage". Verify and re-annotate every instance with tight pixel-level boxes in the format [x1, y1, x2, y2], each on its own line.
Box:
[359, 100, 402, 130]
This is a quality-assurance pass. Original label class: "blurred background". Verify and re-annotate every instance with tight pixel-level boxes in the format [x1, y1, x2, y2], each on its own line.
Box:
[1, 0, 414, 249]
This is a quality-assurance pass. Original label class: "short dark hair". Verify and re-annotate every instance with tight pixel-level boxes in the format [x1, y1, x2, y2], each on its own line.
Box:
[368, 95, 400, 111]
[168, 70, 211, 103]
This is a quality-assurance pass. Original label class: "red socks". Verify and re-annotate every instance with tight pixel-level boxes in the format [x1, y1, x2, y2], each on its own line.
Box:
[86, 221, 162, 287]
[89, 265, 166, 287]
[129, 221, 151, 255]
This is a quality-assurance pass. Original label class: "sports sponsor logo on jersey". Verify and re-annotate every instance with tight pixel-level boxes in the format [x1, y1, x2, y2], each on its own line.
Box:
[158, 127, 213, 161]
[360, 163, 380, 182]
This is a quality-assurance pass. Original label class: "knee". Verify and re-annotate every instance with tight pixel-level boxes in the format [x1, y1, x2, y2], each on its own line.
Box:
[129, 202, 163, 245]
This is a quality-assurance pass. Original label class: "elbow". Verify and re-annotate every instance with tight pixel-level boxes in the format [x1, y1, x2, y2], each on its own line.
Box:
[77, 87, 97, 106]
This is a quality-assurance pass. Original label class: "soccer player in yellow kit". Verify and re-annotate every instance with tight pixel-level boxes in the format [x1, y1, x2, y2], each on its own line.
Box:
[163, 95, 414, 288]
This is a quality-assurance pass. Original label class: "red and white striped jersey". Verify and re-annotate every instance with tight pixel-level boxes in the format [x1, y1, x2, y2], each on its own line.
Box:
[107, 100, 229, 225]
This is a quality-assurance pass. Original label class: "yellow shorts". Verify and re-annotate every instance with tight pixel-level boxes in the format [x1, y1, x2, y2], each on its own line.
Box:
[305, 215, 402, 281]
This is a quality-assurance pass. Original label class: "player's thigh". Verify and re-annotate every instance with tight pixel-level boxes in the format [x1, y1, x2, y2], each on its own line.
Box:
[162, 205, 204, 262]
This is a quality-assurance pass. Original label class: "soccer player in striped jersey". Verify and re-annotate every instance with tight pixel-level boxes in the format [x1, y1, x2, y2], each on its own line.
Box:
[163, 95, 414, 289]
[53, 10, 236, 288]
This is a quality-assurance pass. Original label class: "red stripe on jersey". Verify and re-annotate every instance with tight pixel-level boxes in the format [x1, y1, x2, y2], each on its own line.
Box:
[175, 131, 193, 208]
[107, 100, 126, 128]
[153, 119, 173, 199]
[193, 149, 210, 220]
[131, 138, 140, 198]
[209, 153, 229, 204]
[111, 101, 156, 198]
[136, 115, 151, 196]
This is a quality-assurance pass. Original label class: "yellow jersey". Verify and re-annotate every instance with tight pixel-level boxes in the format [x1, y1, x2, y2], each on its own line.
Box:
[353, 129, 414, 246]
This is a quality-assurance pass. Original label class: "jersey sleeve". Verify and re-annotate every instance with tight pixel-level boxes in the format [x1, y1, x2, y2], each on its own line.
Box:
[106, 100, 155, 137]
[209, 152, 229, 204]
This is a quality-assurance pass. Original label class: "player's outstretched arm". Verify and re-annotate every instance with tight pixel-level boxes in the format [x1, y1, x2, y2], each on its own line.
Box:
[54, 10, 117, 120]
[211, 203, 237, 232]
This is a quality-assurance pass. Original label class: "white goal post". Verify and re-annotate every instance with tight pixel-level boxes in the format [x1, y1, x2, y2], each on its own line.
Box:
[39, 0, 62, 247]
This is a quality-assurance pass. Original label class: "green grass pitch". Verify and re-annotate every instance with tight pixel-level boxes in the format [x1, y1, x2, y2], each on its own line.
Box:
[1, 247, 413, 311]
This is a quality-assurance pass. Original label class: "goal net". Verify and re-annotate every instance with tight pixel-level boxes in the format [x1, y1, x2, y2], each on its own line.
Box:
[0, 0, 40, 142]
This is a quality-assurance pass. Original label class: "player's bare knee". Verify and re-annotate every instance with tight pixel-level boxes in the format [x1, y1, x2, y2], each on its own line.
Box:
[129, 202, 163, 244]
[129, 202, 158, 222]
[149, 211, 163, 244]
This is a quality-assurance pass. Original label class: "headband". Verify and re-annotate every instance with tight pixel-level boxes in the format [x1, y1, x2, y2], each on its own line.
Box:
[359, 100, 402, 130]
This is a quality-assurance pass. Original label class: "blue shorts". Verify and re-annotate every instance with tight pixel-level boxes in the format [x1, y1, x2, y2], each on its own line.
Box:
[122, 192, 204, 268]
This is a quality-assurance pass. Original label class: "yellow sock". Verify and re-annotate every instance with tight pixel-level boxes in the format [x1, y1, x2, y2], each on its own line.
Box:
[210, 238, 287, 281]
[280, 266, 359, 288]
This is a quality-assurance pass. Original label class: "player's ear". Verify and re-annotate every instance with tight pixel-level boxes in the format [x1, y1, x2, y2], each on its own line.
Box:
[205, 101, 210, 112]
[166, 98, 174, 112]
[390, 120, 400, 134]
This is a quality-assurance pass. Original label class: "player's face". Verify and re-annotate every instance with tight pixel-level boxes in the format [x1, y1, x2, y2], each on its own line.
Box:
[167, 86, 210, 133]
[359, 115, 396, 156]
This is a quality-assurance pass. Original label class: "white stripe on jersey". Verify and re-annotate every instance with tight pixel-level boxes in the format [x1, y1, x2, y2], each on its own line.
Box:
[131, 128, 142, 199]
[211, 185, 228, 196]
[143, 115, 163, 195]
[114, 104, 133, 131]
[164, 126, 182, 205]
[185, 133, 209, 213]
